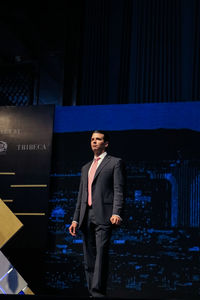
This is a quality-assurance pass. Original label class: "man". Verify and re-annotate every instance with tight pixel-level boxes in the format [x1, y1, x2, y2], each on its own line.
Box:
[69, 130, 126, 298]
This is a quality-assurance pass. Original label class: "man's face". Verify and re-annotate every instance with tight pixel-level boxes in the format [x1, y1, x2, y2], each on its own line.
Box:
[91, 133, 108, 155]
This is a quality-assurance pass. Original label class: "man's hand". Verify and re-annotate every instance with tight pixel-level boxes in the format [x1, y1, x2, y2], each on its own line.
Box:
[110, 215, 121, 225]
[69, 221, 78, 236]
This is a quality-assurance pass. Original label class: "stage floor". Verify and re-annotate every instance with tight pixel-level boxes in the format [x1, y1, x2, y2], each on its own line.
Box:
[0, 295, 199, 300]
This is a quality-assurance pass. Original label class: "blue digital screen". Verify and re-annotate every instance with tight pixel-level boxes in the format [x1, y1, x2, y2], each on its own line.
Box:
[45, 103, 200, 298]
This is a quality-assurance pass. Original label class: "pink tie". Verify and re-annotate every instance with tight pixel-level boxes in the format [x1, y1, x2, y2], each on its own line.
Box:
[88, 157, 100, 206]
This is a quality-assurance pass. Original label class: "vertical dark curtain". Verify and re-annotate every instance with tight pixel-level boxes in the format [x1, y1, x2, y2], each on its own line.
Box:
[117, 0, 133, 104]
[78, 0, 110, 105]
[129, 0, 181, 103]
[63, 0, 85, 106]
[192, 0, 200, 101]
[63, 0, 200, 105]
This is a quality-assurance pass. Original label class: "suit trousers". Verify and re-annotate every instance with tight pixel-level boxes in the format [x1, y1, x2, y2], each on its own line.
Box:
[81, 206, 112, 298]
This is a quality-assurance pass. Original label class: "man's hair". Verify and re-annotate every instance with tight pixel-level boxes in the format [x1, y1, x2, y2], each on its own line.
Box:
[92, 130, 110, 143]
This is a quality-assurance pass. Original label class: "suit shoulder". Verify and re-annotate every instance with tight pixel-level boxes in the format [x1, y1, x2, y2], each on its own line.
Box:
[108, 155, 124, 164]
[81, 160, 92, 170]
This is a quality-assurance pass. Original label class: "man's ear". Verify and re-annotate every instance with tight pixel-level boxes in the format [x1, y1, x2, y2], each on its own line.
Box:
[105, 142, 109, 148]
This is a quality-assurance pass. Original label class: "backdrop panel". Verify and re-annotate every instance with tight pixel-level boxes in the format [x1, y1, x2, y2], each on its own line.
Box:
[0, 105, 54, 294]
[45, 103, 200, 299]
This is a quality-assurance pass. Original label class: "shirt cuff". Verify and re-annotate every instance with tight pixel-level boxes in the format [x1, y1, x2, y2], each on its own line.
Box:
[72, 220, 78, 224]
[112, 214, 122, 221]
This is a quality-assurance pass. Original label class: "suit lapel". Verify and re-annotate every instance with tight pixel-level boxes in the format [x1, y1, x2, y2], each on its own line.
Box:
[83, 161, 93, 185]
[93, 155, 111, 181]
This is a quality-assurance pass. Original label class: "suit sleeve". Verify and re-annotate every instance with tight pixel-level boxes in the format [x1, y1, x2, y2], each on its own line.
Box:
[112, 159, 126, 216]
[73, 169, 84, 223]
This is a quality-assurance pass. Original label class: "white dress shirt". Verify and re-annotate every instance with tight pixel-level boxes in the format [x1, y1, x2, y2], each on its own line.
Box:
[88, 151, 107, 175]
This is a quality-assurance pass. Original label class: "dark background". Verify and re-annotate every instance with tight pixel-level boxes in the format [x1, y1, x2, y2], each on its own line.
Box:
[0, 0, 200, 106]
[0, 0, 200, 299]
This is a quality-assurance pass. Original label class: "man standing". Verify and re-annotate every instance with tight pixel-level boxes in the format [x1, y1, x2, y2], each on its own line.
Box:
[69, 130, 126, 298]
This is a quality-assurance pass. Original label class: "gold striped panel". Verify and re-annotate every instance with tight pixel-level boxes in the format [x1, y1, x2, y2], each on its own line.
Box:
[0, 172, 15, 175]
[10, 184, 47, 188]
[2, 200, 13, 203]
[14, 213, 45, 216]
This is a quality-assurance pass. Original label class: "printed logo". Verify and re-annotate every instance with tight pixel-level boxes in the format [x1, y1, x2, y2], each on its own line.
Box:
[16, 144, 47, 151]
[0, 141, 7, 154]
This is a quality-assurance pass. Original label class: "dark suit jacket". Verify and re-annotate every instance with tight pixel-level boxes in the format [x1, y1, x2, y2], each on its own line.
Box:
[73, 155, 126, 227]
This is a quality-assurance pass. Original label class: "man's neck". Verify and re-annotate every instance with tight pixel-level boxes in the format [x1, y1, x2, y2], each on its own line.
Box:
[94, 150, 106, 157]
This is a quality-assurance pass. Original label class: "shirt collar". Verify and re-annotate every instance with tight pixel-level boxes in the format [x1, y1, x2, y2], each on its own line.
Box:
[94, 151, 107, 160]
